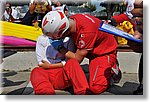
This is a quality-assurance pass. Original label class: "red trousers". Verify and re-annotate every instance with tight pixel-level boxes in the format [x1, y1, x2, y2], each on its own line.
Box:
[30, 59, 89, 95]
[31, 53, 117, 95]
[88, 52, 117, 94]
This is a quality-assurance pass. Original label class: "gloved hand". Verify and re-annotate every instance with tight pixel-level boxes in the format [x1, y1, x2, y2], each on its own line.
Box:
[49, 38, 64, 51]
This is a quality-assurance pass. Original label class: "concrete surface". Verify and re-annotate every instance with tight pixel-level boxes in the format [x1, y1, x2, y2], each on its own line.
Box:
[1, 71, 30, 95]
[0, 51, 143, 95]
[1, 51, 142, 73]
[1, 71, 140, 95]
[117, 52, 142, 73]
[1, 52, 37, 71]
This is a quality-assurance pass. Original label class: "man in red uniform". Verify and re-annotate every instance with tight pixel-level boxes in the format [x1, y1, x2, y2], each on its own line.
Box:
[36, 11, 119, 94]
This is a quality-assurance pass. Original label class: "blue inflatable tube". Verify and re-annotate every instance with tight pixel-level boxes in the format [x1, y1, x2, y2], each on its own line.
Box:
[99, 22, 143, 43]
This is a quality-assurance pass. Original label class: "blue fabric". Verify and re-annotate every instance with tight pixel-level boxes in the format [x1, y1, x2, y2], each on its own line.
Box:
[49, 38, 64, 50]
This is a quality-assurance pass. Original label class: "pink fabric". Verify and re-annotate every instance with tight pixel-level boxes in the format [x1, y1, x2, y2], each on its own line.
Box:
[0, 35, 36, 46]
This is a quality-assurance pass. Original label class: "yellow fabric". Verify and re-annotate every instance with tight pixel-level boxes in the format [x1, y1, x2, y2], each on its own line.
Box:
[0, 21, 43, 41]
[33, 21, 40, 28]
[116, 21, 134, 45]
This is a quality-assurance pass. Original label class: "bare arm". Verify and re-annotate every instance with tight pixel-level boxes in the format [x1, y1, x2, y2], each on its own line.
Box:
[59, 47, 88, 63]
[29, 2, 36, 14]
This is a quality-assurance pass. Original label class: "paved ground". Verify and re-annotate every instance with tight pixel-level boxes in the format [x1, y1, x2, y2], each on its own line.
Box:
[0, 70, 140, 95]
[0, 51, 142, 95]
[1, 52, 141, 73]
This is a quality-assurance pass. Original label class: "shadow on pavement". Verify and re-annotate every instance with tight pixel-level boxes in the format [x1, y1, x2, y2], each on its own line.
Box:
[2, 71, 17, 77]
[22, 87, 34, 95]
[1, 71, 26, 87]
[2, 78, 26, 87]
[6, 87, 26, 95]
[0, 49, 17, 63]
[107, 82, 141, 95]
[1, 49, 17, 58]
[81, 64, 90, 82]
[81, 64, 89, 73]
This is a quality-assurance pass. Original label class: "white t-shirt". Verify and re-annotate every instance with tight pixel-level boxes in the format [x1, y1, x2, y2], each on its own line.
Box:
[125, 0, 135, 19]
[36, 35, 75, 64]
[3, 8, 19, 21]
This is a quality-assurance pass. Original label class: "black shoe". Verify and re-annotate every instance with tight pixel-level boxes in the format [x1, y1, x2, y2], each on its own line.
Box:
[64, 86, 75, 95]
[133, 84, 143, 95]
[85, 89, 95, 95]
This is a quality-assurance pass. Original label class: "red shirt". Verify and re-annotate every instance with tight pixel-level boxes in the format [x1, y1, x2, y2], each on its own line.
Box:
[112, 13, 136, 30]
[70, 14, 117, 58]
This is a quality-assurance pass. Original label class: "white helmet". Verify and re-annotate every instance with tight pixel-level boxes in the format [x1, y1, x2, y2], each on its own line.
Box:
[42, 11, 69, 38]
